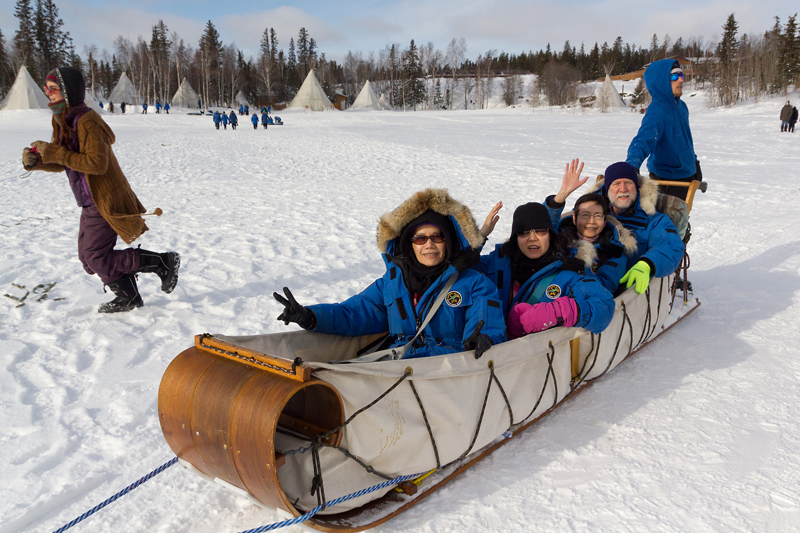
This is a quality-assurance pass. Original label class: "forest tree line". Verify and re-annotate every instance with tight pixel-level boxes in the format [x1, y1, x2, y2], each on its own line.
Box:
[0, 1, 798, 110]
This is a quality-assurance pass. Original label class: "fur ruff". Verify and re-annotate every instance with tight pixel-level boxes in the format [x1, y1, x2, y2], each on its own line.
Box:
[377, 189, 485, 253]
[587, 172, 658, 215]
[558, 212, 639, 261]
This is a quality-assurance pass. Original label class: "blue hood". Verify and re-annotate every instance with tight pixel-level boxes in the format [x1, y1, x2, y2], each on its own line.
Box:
[644, 59, 680, 109]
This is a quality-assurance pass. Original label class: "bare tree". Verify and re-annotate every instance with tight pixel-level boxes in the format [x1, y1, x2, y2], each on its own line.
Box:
[539, 61, 580, 106]
[446, 37, 466, 110]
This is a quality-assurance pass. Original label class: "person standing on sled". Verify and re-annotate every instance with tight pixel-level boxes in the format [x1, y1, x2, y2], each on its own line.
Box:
[21, 67, 180, 313]
[626, 59, 701, 201]
[545, 161, 685, 295]
[476, 202, 614, 339]
[274, 189, 506, 359]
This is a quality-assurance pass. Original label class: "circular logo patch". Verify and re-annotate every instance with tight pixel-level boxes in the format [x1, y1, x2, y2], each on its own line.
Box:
[545, 284, 562, 299]
[445, 291, 463, 307]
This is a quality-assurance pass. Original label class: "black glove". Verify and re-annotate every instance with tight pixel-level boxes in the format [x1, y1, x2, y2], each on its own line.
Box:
[273, 287, 317, 330]
[463, 320, 493, 359]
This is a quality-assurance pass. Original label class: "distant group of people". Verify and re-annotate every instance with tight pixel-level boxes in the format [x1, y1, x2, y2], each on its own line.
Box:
[780, 101, 798, 133]
[212, 110, 239, 129]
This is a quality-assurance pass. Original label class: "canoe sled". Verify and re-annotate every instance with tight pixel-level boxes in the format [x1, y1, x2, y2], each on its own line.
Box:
[158, 275, 699, 531]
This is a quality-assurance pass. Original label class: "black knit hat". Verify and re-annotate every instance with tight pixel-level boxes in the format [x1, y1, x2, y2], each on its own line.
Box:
[511, 202, 553, 235]
[50, 67, 85, 108]
[399, 210, 456, 259]
[602, 162, 640, 197]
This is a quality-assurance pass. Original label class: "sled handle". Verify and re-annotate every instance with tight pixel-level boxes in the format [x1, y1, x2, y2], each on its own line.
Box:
[194, 334, 312, 382]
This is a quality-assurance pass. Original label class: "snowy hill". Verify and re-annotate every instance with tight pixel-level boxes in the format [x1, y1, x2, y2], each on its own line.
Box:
[2, 91, 800, 532]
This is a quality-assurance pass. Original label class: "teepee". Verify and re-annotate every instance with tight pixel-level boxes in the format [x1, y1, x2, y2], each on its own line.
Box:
[350, 81, 382, 110]
[235, 91, 250, 107]
[288, 69, 332, 111]
[172, 77, 200, 109]
[594, 75, 625, 111]
[379, 93, 393, 110]
[108, 72, 141, 105]
[0, 66, 50, 110]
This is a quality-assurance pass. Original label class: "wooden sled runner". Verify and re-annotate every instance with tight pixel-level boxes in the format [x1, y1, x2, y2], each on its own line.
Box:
[158, 278, 700, 532]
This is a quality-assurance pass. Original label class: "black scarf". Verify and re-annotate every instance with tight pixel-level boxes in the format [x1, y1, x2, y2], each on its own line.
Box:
[393, 256, 448, 300]
[511, 252, 556, 286]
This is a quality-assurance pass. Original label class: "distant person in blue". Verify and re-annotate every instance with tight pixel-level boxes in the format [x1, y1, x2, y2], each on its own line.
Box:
[476, 202, 614, 338]
[99, 101, 103, 109]
[261, 111, 269, 129]
[251, 113, 258, 129]
[239, 104, 244, 115]
[274, 189, 506, 359]
[245, 104, 249, 115]
[626, 59, 700, 201]
[213, 111, 221, 129]
[155, 101, 161, 113]
[141, 102, 148, 114]
[229, 111, 238, 130]
[164, 102, 170, 114]
[120, 102, 126, 114]
[221, 112, 228, 129]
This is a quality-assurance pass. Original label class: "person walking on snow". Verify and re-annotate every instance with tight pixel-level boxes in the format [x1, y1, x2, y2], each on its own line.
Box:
[213, 111, 221, 129]
[155, 101, 161, 113]
[164, 102, 170, 114]
[221, 112, 228, 129]
[780, 101, 793, 132]
[22, 67, 180, 313]
[229, 111, 238, 130]
[626, 59, 701, 201]
[251, 113, 259, 129]
[788, 106, 798, 133]
[141, 102, 148, 114]
[261, 111, 269, 129]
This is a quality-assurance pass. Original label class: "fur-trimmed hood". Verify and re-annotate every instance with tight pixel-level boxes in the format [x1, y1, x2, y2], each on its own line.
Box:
[377, 189, 485, 255]
[586, 172, 658, 216]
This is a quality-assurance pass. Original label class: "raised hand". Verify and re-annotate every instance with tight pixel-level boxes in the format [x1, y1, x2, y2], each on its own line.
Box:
[479, 201, 503, 238]
[273, 287, 317, 330]
[554, 158, 588, 204]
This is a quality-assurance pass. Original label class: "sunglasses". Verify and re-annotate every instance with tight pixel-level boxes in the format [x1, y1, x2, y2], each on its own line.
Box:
[43, 85, 61, 95]
[410, 233, 445, 245]
[517, 229, 549, 237]
[669, 72, 684, 81]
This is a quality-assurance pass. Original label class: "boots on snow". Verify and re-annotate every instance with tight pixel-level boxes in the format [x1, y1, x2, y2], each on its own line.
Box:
[99, 274, 143, 313]
[137, 249, 180, 293]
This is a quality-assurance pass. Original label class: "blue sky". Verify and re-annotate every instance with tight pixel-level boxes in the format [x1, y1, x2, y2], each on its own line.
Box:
[1, 0, 797, 63]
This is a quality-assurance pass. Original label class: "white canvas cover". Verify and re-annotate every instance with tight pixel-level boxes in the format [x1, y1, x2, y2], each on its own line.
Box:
[288, 69, 332, 112]
[108, 72, 141, 105]
[217, 278, 678, 515]
[350, 81, 382, 110]
[0, 66, 50, 110]
[379, 93, 392, 110]
[84, 90, 104, 113]
[594, 75, 626, 110]
[172, 77, 200, 109]
[235, 91, 249, 107]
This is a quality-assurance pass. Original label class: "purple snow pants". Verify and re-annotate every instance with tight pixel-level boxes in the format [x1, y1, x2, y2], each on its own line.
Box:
[78, 205, 139, 284]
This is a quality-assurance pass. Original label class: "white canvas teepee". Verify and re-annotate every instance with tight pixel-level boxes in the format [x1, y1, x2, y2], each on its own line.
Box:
[288, 69, 332, 111]
[172, 77, 200, 109]
[108, 72, 141, 105]
[350, 81, 382, 110]
[379, 93, 393, 110]
[84, 90, 104, 113]
[235, 91, 249, 107]
[0, 66, 50, 110]
[594, 75, 625, 110]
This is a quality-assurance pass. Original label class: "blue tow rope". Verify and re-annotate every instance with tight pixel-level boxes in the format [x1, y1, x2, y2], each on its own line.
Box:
[238, 471, 427, 533]
[50, 455, 424, 533]
[51, 456, 179, 533]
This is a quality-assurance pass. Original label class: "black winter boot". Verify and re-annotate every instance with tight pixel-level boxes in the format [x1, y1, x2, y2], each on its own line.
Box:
[99, 274, 143, 313]
[137, 249, 180, 293]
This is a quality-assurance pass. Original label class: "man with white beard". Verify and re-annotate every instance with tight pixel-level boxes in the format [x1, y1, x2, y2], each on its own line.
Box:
[545, 161, 684, 295]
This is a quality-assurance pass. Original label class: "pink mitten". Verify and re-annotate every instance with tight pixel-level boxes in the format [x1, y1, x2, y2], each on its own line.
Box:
[509, 297, 579, 339]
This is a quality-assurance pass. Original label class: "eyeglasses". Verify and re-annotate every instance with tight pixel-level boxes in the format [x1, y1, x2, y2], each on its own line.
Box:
[43, 85, 61, 95]
[669, 72, 684, 81]
[410, 233, 445, 245]
[577, 213, 605, 222]
[517, 229, 549, 237]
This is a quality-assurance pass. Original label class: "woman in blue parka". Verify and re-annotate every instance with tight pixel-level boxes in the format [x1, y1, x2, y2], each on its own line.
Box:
[274, 189, 507, 359]
[229, 110, 238, 130]
[212, 111, 221, 129]
[477, 202, 614, 338]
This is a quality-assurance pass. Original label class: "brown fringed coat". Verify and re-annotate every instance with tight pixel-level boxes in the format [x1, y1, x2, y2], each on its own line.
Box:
[32, 110, 148, 244]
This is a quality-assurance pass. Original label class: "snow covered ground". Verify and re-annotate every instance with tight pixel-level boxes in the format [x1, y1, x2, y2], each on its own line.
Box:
[2, 89, 800, 533]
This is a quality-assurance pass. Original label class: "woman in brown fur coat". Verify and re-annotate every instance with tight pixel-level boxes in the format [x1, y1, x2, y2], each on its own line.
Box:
[22, 66, 179, 313]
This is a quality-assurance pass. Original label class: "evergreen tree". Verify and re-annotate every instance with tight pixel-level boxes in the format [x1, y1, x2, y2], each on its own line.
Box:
[287, 37, 299, 95]
[33, 0, 73, 79]
[0, 29, 11, 98]
[780, 14, 800, 90]
[403, 39, 425, 109]
[199, 20, 222, 105]
[13, 0, 37, 74]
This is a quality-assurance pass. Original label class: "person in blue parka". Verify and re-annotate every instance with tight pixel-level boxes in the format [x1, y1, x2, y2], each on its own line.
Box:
[221, 112, 228, 129]
[155, 101, 161, 113]
[229, 110, 238, 130]
[261, 111, 269, 129]
[273, 189, 507, 359]
[476, 202, 614, 338]
[626, 59, 700, 201]
[251, 113, 259, 129]
[212, 111, 221, 129]
[546, 161, 685, 296]
[239, 104, 244, 115]
[164, 102, 169, 114]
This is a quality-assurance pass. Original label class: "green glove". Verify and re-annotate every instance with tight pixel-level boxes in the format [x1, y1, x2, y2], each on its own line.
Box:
[620, 261, 651, 294]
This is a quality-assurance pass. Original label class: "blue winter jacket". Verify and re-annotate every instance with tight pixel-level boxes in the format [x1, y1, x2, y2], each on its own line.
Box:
[229, 112, 238, 124]
[476, 245, 614, 334]
[545, 189, 684, 278]
[221, 114, 228, 125]
[213, 112, 221, 124]
[626, 59, 696, 180]
[251, 114, 259, 125]
[261, 113, 268, 124]
[307, 215, 507, 359]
